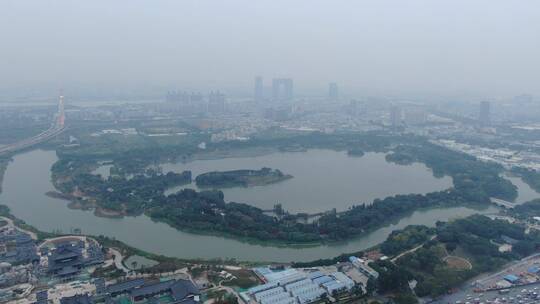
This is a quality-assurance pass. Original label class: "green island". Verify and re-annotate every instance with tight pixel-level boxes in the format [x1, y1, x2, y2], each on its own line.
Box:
[49, 131, 517, 244]
[195, 167, 292, 188]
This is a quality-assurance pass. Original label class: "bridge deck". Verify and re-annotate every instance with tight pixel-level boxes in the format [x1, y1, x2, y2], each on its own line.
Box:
[490, 197, 516, 209]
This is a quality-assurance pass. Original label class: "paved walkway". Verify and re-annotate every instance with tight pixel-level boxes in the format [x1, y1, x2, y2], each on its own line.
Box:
[37, 235, 88, 249]
[391, 235, 436, 262]
[0, 216, 38, 240]
[109, 247, 130, 273]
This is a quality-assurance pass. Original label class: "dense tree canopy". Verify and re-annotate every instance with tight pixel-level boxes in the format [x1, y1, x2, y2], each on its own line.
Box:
[50, 132, 520, 243]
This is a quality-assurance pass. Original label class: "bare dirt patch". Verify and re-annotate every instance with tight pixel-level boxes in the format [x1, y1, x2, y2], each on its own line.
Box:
[444, 255, 472, 270]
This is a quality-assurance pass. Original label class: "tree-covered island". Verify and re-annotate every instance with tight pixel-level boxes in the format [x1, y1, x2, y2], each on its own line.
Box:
[195, 168, 292, 188]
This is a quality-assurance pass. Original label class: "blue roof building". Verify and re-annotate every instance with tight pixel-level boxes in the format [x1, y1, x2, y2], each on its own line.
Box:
[503, 274, 519, 284]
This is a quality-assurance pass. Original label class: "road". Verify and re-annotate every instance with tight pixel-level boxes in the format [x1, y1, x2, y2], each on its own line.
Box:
[490, 197, 516, 209]
[0, 125, 65, 157]
[391, 235, 436, 262]
[109, 248, 130, 273]
[204, 282, 242, 304]
[431, 253, 540, 304]
[475, 252, 540, 288]
[0, 216, 38, 240]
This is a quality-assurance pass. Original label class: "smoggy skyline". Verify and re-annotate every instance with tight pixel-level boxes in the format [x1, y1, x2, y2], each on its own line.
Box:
[1, 0, 539, 100]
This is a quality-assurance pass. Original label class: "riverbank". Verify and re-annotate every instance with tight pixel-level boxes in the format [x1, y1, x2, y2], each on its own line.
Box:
[48, 142, 511, 245]
[2, 147, 528, 262]
[0, 204, 54, 240]
[0, 203, 265, 269]
[46, 190, 127, 218]
[0, 149, 500, 261]
[0, 159, 8, 194]
[0, 215, 38, 240]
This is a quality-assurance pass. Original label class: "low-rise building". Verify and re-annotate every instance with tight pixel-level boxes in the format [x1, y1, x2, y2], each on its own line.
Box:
[246, 267, 356, 304]
[105, 278, 200, 304]
[0, 227, 39, 265]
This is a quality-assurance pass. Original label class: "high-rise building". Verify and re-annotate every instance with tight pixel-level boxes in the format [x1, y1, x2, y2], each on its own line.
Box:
[208, 91, 226, 114]
[166, 91, 203, 104]
[404, 109, 427, 125]
[479, 101, 490, 126]
[514, 94, 533, 104]
[164, 91, 206, 115]
[390, 104, 402, 127]
[328, 83, 338, 101]
[254, 76, 264, 102]
[272, 78, 294, 101]
[348, 100, 361, 116]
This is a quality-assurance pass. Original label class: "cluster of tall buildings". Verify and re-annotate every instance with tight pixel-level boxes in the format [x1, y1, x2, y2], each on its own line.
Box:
[255, 76, 264, 102]
[254, 76, 294, 102]
[208, 91, 226, 114]
[165, 90, 226, 115]
[479, 101, 491, 127]
[254, 77, 340, 103]
[328, 83, 339, 101]
[390, 104, 402, 127]
[389, 104, 428, 127]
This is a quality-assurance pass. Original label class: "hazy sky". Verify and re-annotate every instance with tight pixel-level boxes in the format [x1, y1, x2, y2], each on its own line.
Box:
[1, 0, 539, 98]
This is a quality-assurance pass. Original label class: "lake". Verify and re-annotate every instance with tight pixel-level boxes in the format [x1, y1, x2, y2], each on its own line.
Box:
[162, 149, 452, 213]
[0, 149, 536, 262]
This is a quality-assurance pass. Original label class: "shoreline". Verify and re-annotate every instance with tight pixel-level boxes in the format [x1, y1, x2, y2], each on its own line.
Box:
[46, 191, 128, 219]
[2, 146, 512, 262]
[43, 186, 495, 250]
[196, 172, 294, 189]
[0, 159, 8, 194]
[43, 147, 493, 248]
[0, 203, 263, 266]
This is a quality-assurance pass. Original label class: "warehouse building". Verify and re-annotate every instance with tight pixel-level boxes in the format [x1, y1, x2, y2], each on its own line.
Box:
[349, 256, 379, 279]
[246, 268, 355, 304]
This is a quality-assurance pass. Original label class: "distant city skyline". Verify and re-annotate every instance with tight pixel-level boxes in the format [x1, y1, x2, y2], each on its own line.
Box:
[1, 0, 539, 100]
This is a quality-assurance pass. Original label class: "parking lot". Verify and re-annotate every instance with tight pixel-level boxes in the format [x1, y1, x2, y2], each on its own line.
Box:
[432, 254, 540, 304]
[433, 283, 540, 304]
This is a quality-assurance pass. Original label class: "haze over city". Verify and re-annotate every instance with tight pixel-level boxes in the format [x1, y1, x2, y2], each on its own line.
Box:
[2, 1, 540, 304]
[1, 0, 539, 100]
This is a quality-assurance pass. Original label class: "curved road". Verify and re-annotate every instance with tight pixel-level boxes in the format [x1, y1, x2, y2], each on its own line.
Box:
[0, 216, 38, 240]
[109, 248, 130, 273]
[391, 235, 436, 262]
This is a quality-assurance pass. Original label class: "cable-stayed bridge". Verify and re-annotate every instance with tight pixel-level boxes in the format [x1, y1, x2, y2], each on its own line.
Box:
[0, 94, 66, 157]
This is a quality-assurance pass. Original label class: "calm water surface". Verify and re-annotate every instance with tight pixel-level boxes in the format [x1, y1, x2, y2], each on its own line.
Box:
[504, 174, 539, 203]
[1, 149, 534, 262]
[162, 150, 452, 213]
